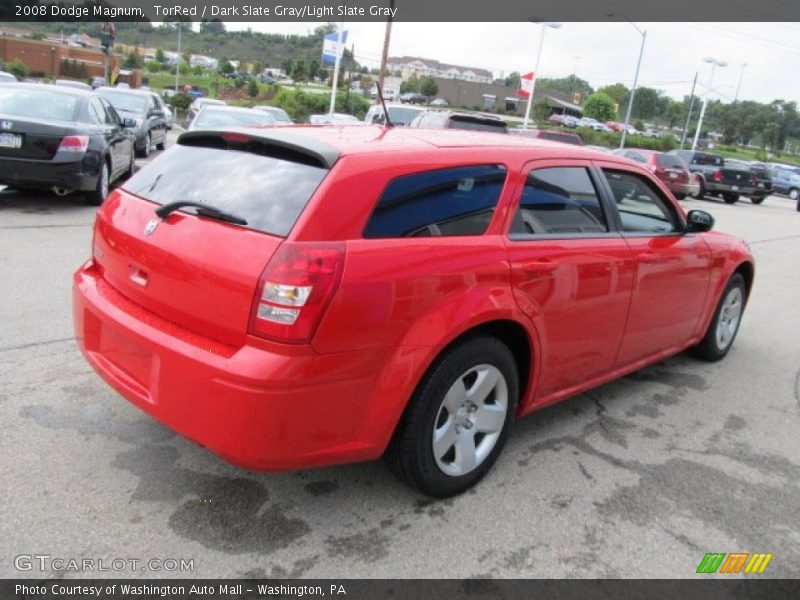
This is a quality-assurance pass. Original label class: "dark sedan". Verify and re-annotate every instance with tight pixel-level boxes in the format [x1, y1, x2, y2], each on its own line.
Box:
[0, 83, 136, 205]
[96, 87, 168, 158]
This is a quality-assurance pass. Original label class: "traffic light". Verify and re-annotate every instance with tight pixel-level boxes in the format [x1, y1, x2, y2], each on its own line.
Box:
[100, 23, 116, 54]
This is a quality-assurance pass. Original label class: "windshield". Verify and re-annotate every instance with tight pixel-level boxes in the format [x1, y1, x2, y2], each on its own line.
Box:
[98, 90, 147, 114]
[193, 109, 275, 129]
[388, 107, 424, 125]
[122, 144, 327, 236]
[258, 107, 292, 122]
[0, 87, 80, 121]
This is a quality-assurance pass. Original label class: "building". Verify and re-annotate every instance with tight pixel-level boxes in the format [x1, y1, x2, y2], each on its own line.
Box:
[190, 54, 218, 70]
[431, 77, 583, 118]
[0, 35, 119, 80]
[387, 56, 493, 84]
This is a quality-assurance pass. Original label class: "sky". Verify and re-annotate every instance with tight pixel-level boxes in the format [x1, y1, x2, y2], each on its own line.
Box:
[226, 22, 800, 104]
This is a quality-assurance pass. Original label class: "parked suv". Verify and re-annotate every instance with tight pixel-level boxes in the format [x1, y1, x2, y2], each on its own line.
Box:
[73, 126, 754, 497]
[408, 110, 508, 134]
[614, 148, 695, 199]
[767, 164, 800, 200]
[669, 150, 755, 204]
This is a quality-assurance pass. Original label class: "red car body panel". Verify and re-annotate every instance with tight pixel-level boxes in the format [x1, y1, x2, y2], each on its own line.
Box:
[73, 126, 755, 471]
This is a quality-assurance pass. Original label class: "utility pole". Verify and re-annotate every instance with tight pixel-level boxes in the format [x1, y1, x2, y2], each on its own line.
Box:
[680, 71, 698, 149]
[619, 25, 646, 149]
[522, 21, 561, 130]
[328, 22, 345, 114]
[174, 24, 181, 93]
[378, 0, 395, 102]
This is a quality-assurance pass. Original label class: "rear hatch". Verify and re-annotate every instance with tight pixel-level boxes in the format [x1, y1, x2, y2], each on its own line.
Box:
[92, 131, 333, 347]
[655, 153, 689, 183]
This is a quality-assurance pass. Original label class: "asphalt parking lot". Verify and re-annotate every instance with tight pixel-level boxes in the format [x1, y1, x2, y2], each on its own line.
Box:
[1, 136, 799, 579]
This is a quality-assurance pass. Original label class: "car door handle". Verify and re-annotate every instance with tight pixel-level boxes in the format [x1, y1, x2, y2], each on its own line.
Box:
[637, 252, 664, 264]
[520, 261, 559, 277]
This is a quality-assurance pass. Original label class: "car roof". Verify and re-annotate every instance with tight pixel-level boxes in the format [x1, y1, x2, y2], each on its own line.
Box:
[178, 125, 629, 169]
[2, 81, 93, 97]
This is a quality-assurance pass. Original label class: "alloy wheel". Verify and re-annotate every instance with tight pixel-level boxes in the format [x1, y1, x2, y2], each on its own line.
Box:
[716, 286, 743, 351]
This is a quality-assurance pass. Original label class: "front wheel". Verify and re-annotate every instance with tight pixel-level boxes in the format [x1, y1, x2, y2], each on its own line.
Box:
[84, 162, 109, 206]
[156, 131, 166, 151]
[693, 178, 705, 199]
[750, 196, 765, 205]
[723, 193, 739, 204]
[137, 132, 151, 158]
[690, 273, 746, 362]
[789, 188, 799, 201]
[385, 336, 518, 497]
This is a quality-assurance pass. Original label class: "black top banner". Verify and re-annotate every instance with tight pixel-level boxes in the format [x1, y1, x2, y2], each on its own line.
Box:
[4, 579, 800, 600]
[2, 0, 800, 22]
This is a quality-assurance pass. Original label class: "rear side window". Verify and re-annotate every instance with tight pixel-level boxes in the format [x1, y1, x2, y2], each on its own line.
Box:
[123, 144, 327, 237]
[364, 165, 507, 238]
[510, 167, 608, 236]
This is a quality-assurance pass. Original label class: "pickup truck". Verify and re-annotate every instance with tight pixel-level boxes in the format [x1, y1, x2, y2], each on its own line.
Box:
[669, 150, 755, 204]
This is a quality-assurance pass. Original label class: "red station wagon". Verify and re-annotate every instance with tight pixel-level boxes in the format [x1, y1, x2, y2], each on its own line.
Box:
[73, 127, 754, 497]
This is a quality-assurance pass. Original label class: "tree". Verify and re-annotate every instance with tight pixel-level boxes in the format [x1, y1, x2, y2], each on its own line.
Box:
[199, 19, 226, 34]
[597, 83, 628, 117]
[308, 60, 320, 81]
[155, 48, 165, 64]
[247, 78, 259, 97]
[400, 73, 420, 94]
[631, 86, 660, 120]
[146, 60, 162, 73]
[504, 72, 521, 89]
[582, 92, 616, 122]
[6, 59, 28, 80]
[123, 51, 143, 69]
[291, 59, 308, 83]
[218, 58, 234, 76]
[360, 75, 373, 95]
[420, 76, 438, 98]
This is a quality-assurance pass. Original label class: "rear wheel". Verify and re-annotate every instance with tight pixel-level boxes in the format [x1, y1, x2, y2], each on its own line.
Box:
[723, 193, 739, 204]
[385, 336, 518, 497]
[137, 132, 151, 158]
[693, 178, 705, 199]
[690, 273, 746, 362]
[84, 162, 109, 206]
[789, 188, 799, 201]
[750, 196, 765, 205]
[674, 193, 686, 200]
[156, 131, 166, 151]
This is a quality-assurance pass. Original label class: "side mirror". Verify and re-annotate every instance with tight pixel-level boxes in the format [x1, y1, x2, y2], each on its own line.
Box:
[686, 209, 714, 233]
[122, 117, 137, 128]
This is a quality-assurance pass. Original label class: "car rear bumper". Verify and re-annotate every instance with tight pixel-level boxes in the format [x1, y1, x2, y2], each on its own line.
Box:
[73, 260, 398, 471]
[663, 180, 695, 195]
[705, 182, 756, 195]
[0, 157, 96, 191]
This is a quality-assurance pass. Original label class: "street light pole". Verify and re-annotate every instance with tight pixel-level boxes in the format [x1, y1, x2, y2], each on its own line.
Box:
[522, 21, 561, 130]
[611, 15, 646, 150]
[174, 24, 181, 93]
[734, 62, 747, 102]
[680, 71, 698, 149]
[692, 57, 727, 151]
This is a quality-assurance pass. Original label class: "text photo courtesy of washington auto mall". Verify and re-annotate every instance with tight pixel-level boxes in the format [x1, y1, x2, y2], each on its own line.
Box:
[1, 0, 799, 597]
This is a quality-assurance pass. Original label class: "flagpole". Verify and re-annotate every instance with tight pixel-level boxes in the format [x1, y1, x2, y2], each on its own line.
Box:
[329, 22, 344, 115]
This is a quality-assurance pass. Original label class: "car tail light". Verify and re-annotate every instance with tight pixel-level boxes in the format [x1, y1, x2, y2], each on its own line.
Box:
[57, 135, 89, 154]
[711, 170, 723, 182]
[249, 242, 345, 344]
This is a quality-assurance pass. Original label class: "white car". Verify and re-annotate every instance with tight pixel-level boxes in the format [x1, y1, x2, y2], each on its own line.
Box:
[430, 98, 449, 107]
[364, 104, 426, 126]
[188, 106, 276, 131]
[309, 113, 363, 125]
[252, 105, 293, 126]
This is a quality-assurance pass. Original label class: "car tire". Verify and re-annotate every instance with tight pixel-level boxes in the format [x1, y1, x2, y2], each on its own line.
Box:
[84, 162, 109, 206]
[137, 133, 151, 158]
[789, 188, 799, 201]
[690, 273, 746, 362]
[723, 193, 739, 204]
[750, 196, 765, 205]
[385, 336, 518, 498]
[693, 178, 705, 199]
[674, 193, 686, 200]
[156, 131, 166, 151]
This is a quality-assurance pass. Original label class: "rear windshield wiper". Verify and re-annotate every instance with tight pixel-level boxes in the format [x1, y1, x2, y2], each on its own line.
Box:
[155, 201, 248, 226]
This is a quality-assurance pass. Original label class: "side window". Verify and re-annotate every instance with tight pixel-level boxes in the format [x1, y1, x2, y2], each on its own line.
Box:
[88, 98, 108, 124]
[603, 170, 678, 234]
[509, 167, 608, 236]
[363, 165, 507, 238]
[99, 98, 120, 125]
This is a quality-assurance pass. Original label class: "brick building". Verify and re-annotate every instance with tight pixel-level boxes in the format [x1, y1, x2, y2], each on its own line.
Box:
[0, 35, 120, 80]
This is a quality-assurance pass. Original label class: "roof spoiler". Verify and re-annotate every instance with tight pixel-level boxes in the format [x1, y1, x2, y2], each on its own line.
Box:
[177, 128, 340, 169]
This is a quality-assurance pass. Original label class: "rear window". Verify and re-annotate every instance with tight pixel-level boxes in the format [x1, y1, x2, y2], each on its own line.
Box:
[692, 153, 723, 166]
[364, 165, 507, 238]
[537, 131, 583, 145]
[122, 144, 327, 237]
[193, 108, 275, 128]
[97, 90, 148, 114]
[449, 117, 508, 134]
[656, 154, 684, 168]
[0, 87, 79, 121]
